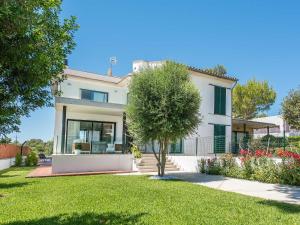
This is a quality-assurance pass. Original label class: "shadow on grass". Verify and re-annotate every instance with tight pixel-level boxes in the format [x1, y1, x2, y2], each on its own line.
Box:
[5, 212, 147, 225]
[258, 200, 300, 213]
[0, 182, 30, 189]
[0, 174, 18, 178]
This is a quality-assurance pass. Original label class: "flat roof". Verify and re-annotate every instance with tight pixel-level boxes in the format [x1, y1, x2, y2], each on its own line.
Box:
[232, 118, 279, 129]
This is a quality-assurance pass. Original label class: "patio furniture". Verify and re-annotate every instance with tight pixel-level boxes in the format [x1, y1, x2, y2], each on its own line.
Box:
[91, 142, 107, 153]
[106, 144, 115, 153]
[38, 153, 47, 162]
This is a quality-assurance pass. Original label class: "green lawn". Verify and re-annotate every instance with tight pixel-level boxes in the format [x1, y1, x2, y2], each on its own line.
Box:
[0, 168, 299, 225]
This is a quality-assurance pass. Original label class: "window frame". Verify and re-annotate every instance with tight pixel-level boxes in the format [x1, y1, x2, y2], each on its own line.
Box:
[214, 86, 226, 115]
[80, 89, 109, 103]
[214, 124, 226, 153]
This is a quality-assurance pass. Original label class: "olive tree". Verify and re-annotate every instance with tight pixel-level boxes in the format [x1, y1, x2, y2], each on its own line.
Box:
[126, 61, 201, 176]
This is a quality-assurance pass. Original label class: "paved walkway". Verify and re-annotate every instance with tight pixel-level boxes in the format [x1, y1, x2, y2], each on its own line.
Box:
[170, 172, 300, 205]
[26, 165, 134, 178]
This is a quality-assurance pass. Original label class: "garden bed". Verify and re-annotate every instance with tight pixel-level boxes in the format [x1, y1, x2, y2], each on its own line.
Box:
[199, 149, 300, 186]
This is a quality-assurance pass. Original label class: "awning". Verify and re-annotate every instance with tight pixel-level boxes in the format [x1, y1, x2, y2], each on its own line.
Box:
[232, 118, 279, 130]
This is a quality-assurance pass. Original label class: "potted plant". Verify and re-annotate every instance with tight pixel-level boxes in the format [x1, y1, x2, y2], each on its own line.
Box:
[74, 143, 82, 155]
[131, 145, 142, 164]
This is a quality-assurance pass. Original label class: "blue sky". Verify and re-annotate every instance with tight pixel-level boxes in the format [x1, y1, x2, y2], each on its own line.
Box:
[12, 0, 300, 142]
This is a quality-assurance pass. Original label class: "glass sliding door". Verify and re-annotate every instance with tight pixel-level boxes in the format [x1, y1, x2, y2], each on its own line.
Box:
[66, 120, 116, 154]
[66, 121, 92, 154]
[90, 122, 115, 153]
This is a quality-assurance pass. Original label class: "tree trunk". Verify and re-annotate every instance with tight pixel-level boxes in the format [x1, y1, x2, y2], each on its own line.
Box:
[152, 140, 161, 176]
[160, 139, 168, 177]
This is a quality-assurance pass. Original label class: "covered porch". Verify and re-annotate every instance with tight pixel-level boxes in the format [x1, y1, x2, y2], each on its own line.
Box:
[231, 118, 279, 153]
[53, 97, 129, 155]
[52, 97, 133, 173]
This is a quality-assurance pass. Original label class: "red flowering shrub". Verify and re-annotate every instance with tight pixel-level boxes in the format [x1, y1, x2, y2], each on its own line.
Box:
[239, 149, 251, 156]
[254, 150, 272, 158]
[277, 149, 300, 162]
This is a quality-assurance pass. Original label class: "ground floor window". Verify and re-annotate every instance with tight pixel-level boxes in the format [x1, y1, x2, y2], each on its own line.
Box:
[214, 124, 226, 153]
[66, 119, 116, 154]
[231, 131, 249, 154]
[170, 139, 183, 154]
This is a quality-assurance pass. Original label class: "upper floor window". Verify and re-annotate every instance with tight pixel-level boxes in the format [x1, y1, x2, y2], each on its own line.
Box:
[214, 86, 226, 115]
[81, 89, 108, 103]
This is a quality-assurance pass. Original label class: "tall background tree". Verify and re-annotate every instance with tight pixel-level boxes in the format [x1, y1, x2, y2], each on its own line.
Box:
[281, 87, 300, 130]
[205, 64, 227, 76]
[127, 61, 201, 176]
[233, 79, 276, 119]
[0, 0, 78, 139]
[26, 138, 53, 155]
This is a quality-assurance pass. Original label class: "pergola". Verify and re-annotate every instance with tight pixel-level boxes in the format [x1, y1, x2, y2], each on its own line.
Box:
[232, 118, 279, 135]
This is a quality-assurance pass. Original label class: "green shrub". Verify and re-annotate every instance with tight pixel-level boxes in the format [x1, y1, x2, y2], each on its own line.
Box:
[131, 145, 142, 159]
[279, 161, 300, 186]
[288, 136, 300, 148]
[241, 157, 255, 179]
[25, 151, 38, 166]
[15, 153, 22, 166]
[206, 158, 222, 175]
[220, 154, 242, 177]
[261, 135, 288, 149]
[198, 158, 206, 174]
[252, 157, 279, 183]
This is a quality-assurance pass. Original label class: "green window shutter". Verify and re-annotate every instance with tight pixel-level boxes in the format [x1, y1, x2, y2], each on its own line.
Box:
[214, 124, 226, 153]
[214, 86, 226, 115]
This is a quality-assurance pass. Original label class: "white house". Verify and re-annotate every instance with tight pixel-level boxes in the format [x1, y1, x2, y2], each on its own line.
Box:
[52, 60, 238, 173]
[253, 115, 300, 137]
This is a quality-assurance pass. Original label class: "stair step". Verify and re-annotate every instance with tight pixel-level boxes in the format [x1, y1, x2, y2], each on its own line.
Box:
[138, 165, 178, 169]
[136, 154, 179, 173]
[139, 168, 180, 172]
[138, 162, 175, 167]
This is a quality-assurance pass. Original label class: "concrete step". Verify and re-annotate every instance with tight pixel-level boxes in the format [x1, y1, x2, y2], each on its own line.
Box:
[138, 162, 175, 166]
[137, 154, 179, 173]
[138, 164, 178, 169]
[138, 167, 180, 172]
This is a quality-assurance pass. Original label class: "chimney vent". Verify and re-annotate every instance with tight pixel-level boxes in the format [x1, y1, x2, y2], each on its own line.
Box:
[107, 67, 112, 77]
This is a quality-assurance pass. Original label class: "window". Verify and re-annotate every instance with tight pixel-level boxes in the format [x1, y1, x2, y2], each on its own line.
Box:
[66, 120, 116, 154]
[170, 139, 183, 154]
[81, 89, 108, 103]
[214, 86, 226, 115]
[214, 124, 226, 153]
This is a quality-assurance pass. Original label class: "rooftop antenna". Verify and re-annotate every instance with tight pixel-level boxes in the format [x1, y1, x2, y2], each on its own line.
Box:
[107, 56, 117, 76]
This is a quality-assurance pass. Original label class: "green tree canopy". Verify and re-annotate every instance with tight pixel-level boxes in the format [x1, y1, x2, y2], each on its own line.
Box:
[233, 79, 276, 119]
[281, 87, 300, 130]
[27, 139, 53, 155]
[126, 61, 201, 176]
[205, 65, 227, 76]
[0, 0, 78, 138]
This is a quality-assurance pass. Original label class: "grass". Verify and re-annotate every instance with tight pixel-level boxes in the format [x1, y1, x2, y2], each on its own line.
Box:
[0, 167, 300, 225]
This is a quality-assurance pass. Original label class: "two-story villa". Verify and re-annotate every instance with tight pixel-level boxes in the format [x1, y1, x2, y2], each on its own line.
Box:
[52, 60, 239, 173]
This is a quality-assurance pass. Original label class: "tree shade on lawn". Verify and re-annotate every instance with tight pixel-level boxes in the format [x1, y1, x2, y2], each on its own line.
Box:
[0, 168, 299, 225]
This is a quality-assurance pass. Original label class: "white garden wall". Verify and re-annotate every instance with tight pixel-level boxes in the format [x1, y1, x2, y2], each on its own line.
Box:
[0, 157, 15, 171]
[52, 154, 134, 173]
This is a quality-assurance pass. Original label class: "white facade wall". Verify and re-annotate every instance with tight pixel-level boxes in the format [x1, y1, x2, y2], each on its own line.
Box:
[188, 71, 233, 154]
[253, 115, 300, 137]
[60, 76, 128, 104]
